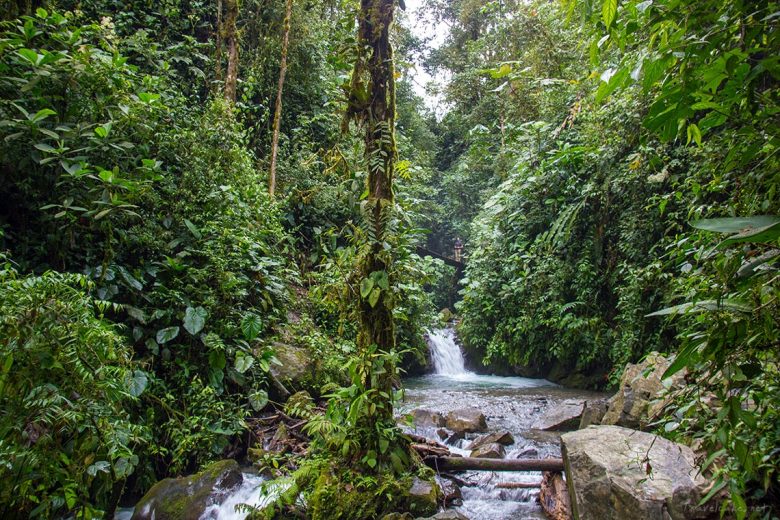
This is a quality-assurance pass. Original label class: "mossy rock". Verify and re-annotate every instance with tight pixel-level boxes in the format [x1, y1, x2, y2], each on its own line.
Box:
[131, 460, 243, 520]
[269, 342, 316, 388]
[307, 468, 440, 520]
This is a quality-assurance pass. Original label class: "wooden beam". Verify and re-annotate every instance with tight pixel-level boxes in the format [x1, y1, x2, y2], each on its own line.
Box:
[424, 456, 564, 472]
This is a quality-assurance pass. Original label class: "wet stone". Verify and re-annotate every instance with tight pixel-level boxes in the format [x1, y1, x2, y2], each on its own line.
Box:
[470, 442, 506, 459]
[513, 446, 539, 458]
[466, 430, 514, 450]
[412, 408, 446, 428]
[439, 478, 463, 506]
[445, 407, 488, 433]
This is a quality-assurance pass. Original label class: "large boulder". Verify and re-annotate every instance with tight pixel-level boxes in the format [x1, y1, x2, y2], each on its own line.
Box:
[412, 408, 446, 428]
[269, 342, 316, 390]
[407, 477, 441, 517]
[531, 400, 584, 431]
[561, 425, 711, 520]
[601, 353, 685, 429]
[131, 460, 243, 520]
[465, 430, 514, 450]
[445, 408, 487, 433]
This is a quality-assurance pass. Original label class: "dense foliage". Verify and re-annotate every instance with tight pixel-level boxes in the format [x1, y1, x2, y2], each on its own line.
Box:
[425, 0, 778, 514]
[0, 0, 778, 517]
[0, 3, 444, 517]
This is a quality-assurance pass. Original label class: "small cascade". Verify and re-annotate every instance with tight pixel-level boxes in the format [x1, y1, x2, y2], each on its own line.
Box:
[427, 328, 469, 376]
[199, 474, 271, 520]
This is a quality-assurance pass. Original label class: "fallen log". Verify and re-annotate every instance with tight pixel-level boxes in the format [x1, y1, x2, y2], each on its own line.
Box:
[539, 471, 572, 520]
[425, 456, 564, 472]
[496, 482, 542, 489]
[411, 443, 451, 458]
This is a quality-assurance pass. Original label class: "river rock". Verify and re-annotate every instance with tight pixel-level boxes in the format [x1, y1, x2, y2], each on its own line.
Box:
[531, 399, 584, 431]
[514, 446, 538, 458]
[445, 407, 487, 433]
[412, 408, 446, 428]
[445, 430, 465, 446]
[439, 478, 463, 506]
[407, 477, 440, 517]
[131, 459, 243, 520]
[601, 353, 685, 429]
[561, 425, 711, 520]
[471, 442, 505, 458]
[465, 430, 514, 450]
[418, 511, 470, 520]
[579, 399, 608, 429]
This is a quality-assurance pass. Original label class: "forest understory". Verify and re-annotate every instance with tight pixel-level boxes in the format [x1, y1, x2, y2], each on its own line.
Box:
[0, 0, 778, 518]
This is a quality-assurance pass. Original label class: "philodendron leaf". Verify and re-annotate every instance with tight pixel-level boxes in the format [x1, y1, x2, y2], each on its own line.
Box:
[360, 278, 374, 299]
[368, 287, 381, 308]
[126, 370, 148, 397]
[183, 306, 207, 335]
[234, 352, 254, 373]
[241, 313, 262, 341]
[249, 390, 268, 411]
[156, 326, 179, 344]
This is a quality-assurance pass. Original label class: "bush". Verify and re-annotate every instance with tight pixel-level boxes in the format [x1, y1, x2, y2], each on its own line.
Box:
[0, 263, 148, 518]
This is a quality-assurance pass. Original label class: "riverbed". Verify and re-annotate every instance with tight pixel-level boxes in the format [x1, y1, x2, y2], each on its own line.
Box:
[398, 328, 605, 519]
[118, 328, 604, 520]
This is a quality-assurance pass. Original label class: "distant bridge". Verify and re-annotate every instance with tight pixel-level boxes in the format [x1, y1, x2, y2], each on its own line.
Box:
[416, 247, 464, 268]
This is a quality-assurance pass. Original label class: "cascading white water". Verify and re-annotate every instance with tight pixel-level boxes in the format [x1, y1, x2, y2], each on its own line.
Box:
[427, 328, 469, 376]
[199, 473, 272, 520]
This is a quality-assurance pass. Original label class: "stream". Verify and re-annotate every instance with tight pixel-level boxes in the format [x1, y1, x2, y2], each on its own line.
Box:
[118, 327, 603, 520]
[398, 327, 605, 519]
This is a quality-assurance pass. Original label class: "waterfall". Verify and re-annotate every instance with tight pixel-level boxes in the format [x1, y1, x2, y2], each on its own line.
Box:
[427, 328, 469, 376]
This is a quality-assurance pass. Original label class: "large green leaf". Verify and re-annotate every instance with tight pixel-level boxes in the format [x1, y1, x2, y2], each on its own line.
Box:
[249, 390, 269, 411]
[241, 313, 263, 341]
[646, 299, 752, 316]
[183, 306, 207, 335]
[126, 370, 148, 397]
[360, 278, 374, 298]
[737, 250, 780, 278]
[156, 326, 180, 344]
[690, 216, 780, 234]
[690, 216, 780, 247]
[719, 221, 780, 247]
[234, 352, 254, 373]
[596, 66, 629, 103]
[602, 0, 617, 28]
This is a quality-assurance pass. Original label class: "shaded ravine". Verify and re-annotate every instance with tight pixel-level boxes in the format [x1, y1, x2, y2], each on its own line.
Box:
[399, 327, 605, 519]
[118, 328, 603, 520]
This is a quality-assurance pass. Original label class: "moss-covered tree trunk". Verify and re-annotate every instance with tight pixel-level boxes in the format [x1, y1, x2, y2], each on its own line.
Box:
[223, 0, 239, 103]
[268, 0, 293, 198]
[351, 0, 398, 435]
[215, 0, 223, 84]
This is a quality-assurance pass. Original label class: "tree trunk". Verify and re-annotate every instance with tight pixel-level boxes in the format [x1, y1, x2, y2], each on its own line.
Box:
[268, 0, 293, 198]
[215, 0, 223, 83]
[344, 0, 398, 459]
[223, 0, 239, 103]
[424, 456, 565, 472]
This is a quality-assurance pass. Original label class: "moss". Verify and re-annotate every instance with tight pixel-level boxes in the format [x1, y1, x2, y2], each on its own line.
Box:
[306, 467, 439, 520]
[131, 460, 242, 520]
